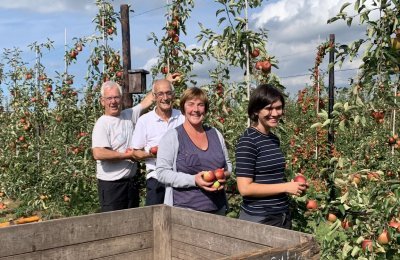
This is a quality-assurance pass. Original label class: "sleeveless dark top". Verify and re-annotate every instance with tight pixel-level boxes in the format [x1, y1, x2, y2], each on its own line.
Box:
[173, 125, 226, 212]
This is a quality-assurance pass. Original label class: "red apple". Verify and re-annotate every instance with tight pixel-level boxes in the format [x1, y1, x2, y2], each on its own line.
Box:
[202, 171, 216, 182]
[261, 61, 272, 73]
[293, 175, 307, 184]
[250, 48, 260, 58]
[214, 168, 225, 180]
[341, 219, 352, 230]
[306, 200, 318, 210]
[377, 230, 390, 245]
[362, 239, 373, 252]
[389, 220, 400, 229]
[327, 213, 337, 223]
[150, 146, 158, 155]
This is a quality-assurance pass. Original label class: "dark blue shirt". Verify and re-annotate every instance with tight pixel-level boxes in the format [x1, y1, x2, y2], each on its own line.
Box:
[235, 127, 289, 215]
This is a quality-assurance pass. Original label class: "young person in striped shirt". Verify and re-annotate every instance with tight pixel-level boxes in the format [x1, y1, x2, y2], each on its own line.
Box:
[235, 84, 307, 229]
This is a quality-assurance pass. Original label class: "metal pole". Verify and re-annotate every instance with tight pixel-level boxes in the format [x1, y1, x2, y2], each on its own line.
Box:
[120, 4, 132, 108]
[328, 34, 335, 147]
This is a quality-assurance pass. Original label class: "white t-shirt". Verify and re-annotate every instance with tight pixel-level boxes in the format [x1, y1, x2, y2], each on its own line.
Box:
[92, 105, 142, 181]
[131, 108, 184, 179]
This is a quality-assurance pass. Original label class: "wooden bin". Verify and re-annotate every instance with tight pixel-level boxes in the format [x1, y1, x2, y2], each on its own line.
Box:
[0, 205, 319, 259]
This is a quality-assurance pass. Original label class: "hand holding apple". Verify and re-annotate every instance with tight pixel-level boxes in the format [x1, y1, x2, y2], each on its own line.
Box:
[195, 171, 224, 191]
[285, 180, 307, 196]
[149, 146, 158, 156]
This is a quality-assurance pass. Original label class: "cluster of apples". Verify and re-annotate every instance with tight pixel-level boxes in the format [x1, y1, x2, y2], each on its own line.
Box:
[201, 168, 225, 189]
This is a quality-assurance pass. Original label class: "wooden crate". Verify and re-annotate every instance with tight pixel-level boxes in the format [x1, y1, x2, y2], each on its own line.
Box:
[0, 205, 319, 259]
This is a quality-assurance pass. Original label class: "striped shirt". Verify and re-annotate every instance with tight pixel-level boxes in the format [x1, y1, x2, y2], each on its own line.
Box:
[235, 127, 289, 215]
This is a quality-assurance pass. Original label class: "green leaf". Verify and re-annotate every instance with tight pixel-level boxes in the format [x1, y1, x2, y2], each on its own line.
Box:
[340, 2, 351, 13]
[339, 120, 345, 131]
[351, 246, 360, 257]
[311, 122, 323, 129]
[354, 115, 360, 125]
[322, 119, 331, 127]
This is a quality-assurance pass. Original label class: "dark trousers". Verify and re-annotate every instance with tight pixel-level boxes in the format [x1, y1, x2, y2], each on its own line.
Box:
[146, 177, 165, 206]
[98, 178, 140, 212]
[239, 210, 292, 229]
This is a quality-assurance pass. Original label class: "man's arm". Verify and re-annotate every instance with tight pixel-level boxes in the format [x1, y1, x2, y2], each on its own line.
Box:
[92, 147, 131, 161]
[92, 147, 151, 161]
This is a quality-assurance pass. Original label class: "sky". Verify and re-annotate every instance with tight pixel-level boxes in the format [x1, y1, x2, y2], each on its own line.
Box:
[0, 0, 366, 98]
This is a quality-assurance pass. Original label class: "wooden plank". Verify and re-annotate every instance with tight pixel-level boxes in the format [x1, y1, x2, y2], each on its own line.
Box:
[171, 240, 226, 260]
[170, 207, 312, 248]
[219, 241, 320, 259]
[152, 205, 171, 260]
[96, 248, 153, 260]
[172, 224, 267, 256]
[0, 232, 153, 260]
[0, 207, 153, 257]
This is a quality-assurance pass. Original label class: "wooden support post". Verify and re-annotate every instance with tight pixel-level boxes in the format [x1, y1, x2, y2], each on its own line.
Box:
[120, 4, 132, 109]
[153, 205, 172, 260]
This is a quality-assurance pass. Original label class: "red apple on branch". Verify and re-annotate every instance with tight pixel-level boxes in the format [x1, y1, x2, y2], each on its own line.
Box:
[306, 199, 318, 210]
[362, 239, 373, 252]
[327, 213, 337, 223]
[377, 230, 390, 245]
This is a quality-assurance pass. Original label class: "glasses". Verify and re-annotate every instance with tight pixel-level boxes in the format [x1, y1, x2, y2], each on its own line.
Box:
[154, 91, 174, 98]
[103, 96, 121, 102]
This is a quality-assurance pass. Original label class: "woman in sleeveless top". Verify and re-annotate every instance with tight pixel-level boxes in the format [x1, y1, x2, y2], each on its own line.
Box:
[156, 87, 231, 214]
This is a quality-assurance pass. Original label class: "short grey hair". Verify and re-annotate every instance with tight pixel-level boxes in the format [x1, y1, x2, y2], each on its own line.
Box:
[100, 81, 123, 97]
[152, 79, 174, 93]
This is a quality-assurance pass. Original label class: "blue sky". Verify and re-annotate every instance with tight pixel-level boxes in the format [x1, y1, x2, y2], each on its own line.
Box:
[0, 0, 365, 98]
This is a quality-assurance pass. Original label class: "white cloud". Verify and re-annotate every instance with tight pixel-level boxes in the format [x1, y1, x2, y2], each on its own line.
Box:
[249, 0, 368, 93]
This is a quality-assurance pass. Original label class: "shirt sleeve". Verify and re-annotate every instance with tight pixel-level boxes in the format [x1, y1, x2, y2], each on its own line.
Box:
[235, 135, 257, 178]
[92, 118, 111, 148]
[131, 116, 146, 149]
[131, 103, 143, 124]
[156, 129, 196, 188]
[215, 128, 232, 173]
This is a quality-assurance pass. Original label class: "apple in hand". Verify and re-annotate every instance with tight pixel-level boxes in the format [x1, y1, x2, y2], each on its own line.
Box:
[214, 168, 225, 180]
[202, 171, 216, 182]
[212, 180, 221, 189]
[150, 146, 158, 156]
[293, 175, 307, 184]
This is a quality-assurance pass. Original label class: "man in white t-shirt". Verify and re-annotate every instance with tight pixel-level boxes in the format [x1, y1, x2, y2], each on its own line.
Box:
[92, 81, 153, 212]
[132, 78, 184, 205]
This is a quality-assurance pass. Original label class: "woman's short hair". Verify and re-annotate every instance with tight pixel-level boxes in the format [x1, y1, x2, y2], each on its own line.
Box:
[180, 87, 209, 114]
[248, 84, 285, 122]
[100, 81, 123, 97]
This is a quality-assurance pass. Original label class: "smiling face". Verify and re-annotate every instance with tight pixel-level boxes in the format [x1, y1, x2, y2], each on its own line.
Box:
[183, 98, 206, 126]
[153, 79, 174, 113]
[255, 99, 283, 133]
[101, 85, 122, 116]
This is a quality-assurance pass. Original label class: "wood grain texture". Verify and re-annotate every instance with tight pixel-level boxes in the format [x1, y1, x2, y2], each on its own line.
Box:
[0, 207, 153, 257]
